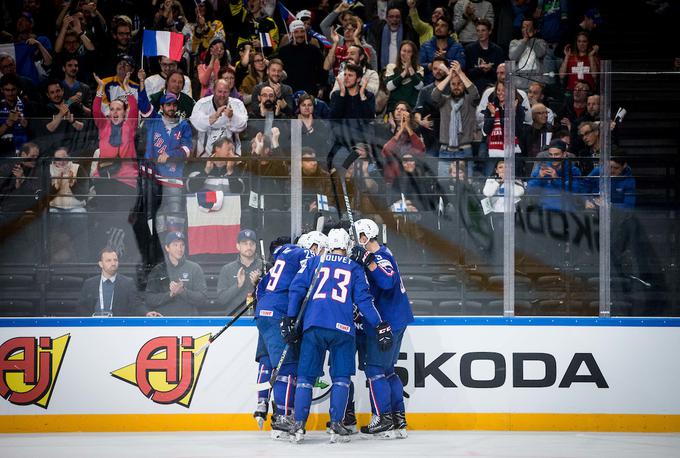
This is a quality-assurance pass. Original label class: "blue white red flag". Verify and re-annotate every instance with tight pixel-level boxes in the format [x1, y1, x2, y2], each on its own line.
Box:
[142, 30, 184, 61]
[259, 32, 273, 48]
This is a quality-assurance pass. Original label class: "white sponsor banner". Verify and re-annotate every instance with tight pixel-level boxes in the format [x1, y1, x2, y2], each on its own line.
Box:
[1, 319, 679, 416]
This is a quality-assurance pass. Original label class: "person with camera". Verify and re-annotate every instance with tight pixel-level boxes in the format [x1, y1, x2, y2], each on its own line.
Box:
[0, 75, 31, 158]
[527, 140, 582, 212]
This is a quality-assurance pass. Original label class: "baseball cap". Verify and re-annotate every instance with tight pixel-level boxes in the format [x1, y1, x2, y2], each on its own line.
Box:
[585, 8, 603, 25]
[289, 19, 306, 33]
[548, 139, 568, 152]
[237, 228, 257, 243]
[159, 92, 178, 104]
[165, 231, 185, 245]
[117, 54, 135, 66]
[296, 10, 312, 20]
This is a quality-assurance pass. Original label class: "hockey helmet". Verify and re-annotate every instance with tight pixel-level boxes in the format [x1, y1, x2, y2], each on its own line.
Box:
[327, 228, 350, 252]
[353, 218, 379, 244]
[306, 230, 328, 254]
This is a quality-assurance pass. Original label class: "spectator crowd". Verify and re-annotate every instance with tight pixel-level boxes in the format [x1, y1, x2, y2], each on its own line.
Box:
[0, 0, 639, 316]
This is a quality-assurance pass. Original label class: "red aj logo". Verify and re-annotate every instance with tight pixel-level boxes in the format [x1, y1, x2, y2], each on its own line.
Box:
[0, 334, 70, 408]
[111, 334, 210, 407]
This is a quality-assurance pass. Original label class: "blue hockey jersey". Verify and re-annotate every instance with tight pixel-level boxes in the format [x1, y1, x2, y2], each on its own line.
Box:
[288, 253, 382, 336]
[255, 244, 311, 319]
[364, 245, 414, 332]
[138, 89, 192, 186]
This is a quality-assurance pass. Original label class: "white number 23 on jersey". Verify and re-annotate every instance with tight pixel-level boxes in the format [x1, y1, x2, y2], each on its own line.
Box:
[312, 267, 351, 303]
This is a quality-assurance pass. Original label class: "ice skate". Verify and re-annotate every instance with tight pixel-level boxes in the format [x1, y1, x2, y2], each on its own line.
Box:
[393, 411, 408, 438]
[290, 420, 306, 444]
[360, 413, 396, 439]
[328, 421, 352, 443]
[270, 414, 294, 441]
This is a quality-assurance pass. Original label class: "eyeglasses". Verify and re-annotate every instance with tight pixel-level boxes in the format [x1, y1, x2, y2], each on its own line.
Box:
[579, 129, 593, 137]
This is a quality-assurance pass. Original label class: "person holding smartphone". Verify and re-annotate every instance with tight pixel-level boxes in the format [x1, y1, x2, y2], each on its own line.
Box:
[527, 140, 582, 212]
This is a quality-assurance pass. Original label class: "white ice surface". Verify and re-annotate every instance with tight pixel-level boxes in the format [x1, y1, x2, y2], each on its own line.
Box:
[2, 431, 680, 458]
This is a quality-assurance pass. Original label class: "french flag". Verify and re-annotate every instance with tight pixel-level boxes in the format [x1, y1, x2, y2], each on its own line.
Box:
[310, 31, 332, 49]
[277, 2, 296, 24]
[142, 30, 184, 61]
[259, 32, 274, 48]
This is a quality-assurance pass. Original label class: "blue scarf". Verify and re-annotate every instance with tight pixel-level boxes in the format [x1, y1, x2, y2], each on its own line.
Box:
[109, 123, 123, 147]
[380, 23, 403, 70]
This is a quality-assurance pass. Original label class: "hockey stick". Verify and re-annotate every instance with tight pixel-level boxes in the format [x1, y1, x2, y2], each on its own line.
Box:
[197, 240, 268, 355]
[255, 252, 327, 391]
[196, 297, 252, 355]
[339, 175, 360, 243]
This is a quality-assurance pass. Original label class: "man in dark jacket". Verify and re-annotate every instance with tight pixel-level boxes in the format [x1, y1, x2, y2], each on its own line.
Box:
[367, 4, 419, 71]
[276, 20, 325, 96]
[78, 247, 143, 316]
[145, 231, 208, 316]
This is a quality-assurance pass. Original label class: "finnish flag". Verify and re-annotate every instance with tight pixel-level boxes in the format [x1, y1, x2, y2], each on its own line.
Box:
[317, 194, 329, 212]
[391, 200, 407, 213]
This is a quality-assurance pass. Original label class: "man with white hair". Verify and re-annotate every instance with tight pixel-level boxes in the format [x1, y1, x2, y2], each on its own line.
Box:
[284, 228, 391, 443]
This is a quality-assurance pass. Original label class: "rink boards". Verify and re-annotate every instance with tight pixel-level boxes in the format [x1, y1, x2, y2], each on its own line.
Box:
[1, 316, 680, 433]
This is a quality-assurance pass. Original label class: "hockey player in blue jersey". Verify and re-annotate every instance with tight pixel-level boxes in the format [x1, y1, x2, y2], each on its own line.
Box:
[253, 237, 290, 429]
[282, 228, 393, 443]
[350, 218, 414, 438]
[298, 230, 328, 256]
[254, 237, 312, 439]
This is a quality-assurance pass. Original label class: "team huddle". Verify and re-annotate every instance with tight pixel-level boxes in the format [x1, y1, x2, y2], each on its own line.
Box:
[250, 219, 414, 443]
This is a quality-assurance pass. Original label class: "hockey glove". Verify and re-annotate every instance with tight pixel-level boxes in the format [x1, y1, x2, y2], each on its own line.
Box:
[350, 246, 376, 268]
[376, 321, 393, 352]
[280, 316, 299, 344]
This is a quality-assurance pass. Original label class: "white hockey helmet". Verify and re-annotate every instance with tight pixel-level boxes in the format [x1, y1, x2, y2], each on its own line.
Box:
[353, 218, 379, 244]
[306, 230, 328, 254]
[327, 228, 351, 252]
[297, 233, 311, 249]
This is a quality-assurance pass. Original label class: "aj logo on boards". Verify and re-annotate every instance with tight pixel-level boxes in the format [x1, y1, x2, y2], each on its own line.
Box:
[111, 334, 210, 407]
[0, 334, 70, 408]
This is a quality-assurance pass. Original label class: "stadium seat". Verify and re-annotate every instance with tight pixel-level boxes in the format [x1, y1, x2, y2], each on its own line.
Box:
[0, 299, 37, 317]
[439, 300, 483, 316]
[402, 274, 434, 291]
[45, 299, 81, 317]
[435, 274, 462, 290]
[409, 299, 435, 316]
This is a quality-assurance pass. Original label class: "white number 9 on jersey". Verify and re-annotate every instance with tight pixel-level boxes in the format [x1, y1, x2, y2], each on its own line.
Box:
[266, 259, 286, 291]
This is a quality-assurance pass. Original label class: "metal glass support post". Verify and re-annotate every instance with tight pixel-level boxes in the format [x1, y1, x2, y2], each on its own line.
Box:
[290, 119, 302, 239]
[503, 61, 516, 317]
[599, 60, 612, 317]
